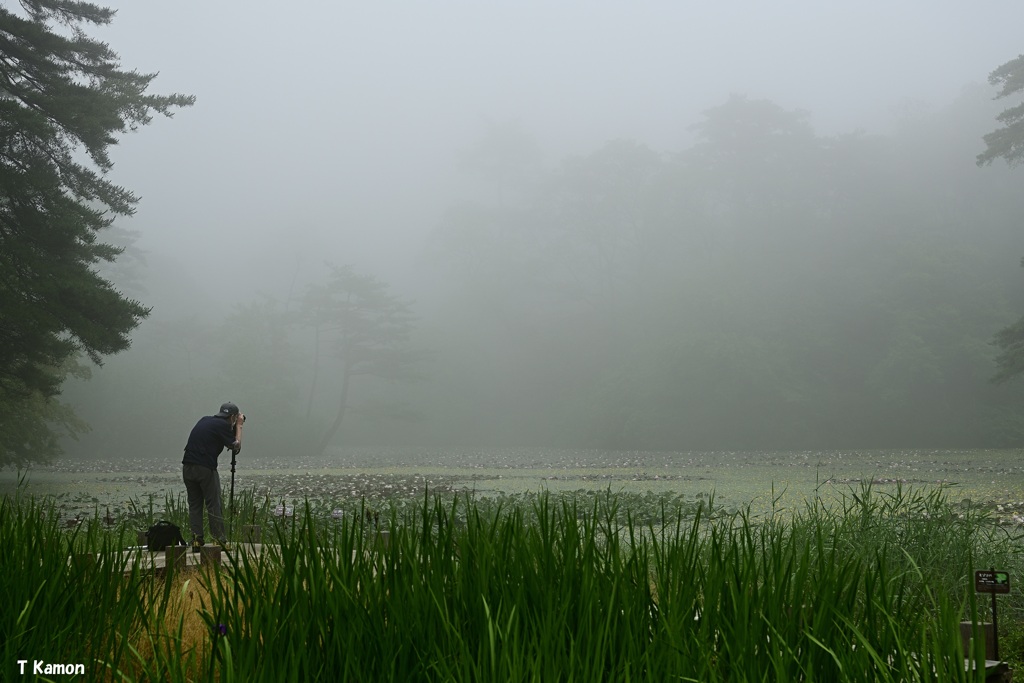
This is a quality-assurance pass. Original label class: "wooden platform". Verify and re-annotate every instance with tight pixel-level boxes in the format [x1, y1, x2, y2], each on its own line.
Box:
[74, 534, 387, 575]
[968, 659, 1012, 682]
[131, 543, 271, 571]
[69, 543, 272, 574]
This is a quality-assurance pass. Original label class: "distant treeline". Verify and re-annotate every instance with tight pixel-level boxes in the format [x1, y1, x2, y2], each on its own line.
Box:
[66, 88, 1024, 457]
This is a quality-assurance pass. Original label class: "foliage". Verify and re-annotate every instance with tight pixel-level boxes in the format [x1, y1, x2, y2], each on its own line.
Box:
[0, 0, 193, 467]
[5, 486, 1020, 681]
[992, 258, 1024, 385]
[977, 54, 1024, 168]
[0, 358, 90, 468]
[978, 55, 1024, 386]
[0, 493, 148, 678]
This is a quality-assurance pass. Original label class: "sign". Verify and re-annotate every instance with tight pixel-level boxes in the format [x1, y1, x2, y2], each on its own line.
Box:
[274, 505, 294, 517]
[975, 570, 1010, 594]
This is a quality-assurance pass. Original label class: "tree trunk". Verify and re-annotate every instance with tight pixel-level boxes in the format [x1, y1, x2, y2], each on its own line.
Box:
[313, 363, 352, 458]
[305, 324, 321, 419]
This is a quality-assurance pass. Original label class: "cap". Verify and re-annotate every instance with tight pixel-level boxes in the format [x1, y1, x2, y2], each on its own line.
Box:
[217, 402, 240, 417]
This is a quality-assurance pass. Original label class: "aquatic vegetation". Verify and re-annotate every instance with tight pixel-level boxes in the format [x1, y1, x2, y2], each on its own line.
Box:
[2, 482, 1018, 681]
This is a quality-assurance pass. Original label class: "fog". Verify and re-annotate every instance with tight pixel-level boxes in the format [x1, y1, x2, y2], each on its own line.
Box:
[59, 1, 1024, 457]
[95, 2, 1020, 298]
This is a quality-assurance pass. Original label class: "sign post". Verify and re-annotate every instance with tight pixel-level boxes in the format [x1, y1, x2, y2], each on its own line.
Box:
[974, 569, 1010, 661]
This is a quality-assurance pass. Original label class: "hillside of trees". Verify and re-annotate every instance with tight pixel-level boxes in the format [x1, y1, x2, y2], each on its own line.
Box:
[53, 84, 1024, 459]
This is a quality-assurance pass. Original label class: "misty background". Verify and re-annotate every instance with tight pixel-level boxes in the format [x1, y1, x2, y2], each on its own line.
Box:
[60, 1, 1024, 459]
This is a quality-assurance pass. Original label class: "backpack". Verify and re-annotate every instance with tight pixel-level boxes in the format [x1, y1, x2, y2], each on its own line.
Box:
[146, 520, 186, 551]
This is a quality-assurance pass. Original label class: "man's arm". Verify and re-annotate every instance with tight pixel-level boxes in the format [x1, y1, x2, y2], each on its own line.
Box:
[232, 414, 244, 455]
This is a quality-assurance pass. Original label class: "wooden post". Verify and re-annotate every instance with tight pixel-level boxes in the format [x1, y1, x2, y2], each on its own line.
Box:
[165, 544, 187, 571]
[200, 546, 222, 567]
[960, 621, 996, 660]
[992, 591, 1000, 662]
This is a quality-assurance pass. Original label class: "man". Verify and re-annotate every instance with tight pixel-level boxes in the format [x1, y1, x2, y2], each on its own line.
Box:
[182, 401, 245, 551]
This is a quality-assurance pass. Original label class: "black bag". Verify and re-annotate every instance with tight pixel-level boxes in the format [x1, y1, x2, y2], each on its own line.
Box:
[146, 520, 186, 551]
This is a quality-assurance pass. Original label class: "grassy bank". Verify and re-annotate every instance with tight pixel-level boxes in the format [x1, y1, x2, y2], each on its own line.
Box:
[2, 485, 1022, 681]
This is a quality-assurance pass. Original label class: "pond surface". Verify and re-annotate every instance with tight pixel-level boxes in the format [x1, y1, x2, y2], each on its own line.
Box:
[3, 447, 1024, 521]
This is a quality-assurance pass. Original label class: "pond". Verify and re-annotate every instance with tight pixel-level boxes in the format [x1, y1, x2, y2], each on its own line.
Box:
[4, 447, 1024, 522]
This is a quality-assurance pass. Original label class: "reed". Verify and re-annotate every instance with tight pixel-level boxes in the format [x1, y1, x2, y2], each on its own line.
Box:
[1, 493, 144, 679]
[2, 484, 1013, 681]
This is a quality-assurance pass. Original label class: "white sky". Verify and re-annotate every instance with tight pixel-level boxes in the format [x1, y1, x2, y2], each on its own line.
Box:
[91, 1, 1024, 311]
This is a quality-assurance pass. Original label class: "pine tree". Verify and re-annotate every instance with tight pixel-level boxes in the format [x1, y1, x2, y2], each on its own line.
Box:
[978, 55, 1024, 384]
[0, 1, 194, 466]
[977, 54, 1024, 168]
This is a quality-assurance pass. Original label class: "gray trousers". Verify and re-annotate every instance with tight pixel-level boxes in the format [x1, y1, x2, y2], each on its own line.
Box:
[182, 463, 225, 543]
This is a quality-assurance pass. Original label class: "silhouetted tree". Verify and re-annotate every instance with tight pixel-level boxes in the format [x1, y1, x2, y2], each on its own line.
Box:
[977, 54, 1024, 168]
[978, 55, 1024, 385]
[300, 265, 422, 457]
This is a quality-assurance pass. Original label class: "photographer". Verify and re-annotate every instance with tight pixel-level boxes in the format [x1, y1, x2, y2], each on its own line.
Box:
[182, 402, 245, 551]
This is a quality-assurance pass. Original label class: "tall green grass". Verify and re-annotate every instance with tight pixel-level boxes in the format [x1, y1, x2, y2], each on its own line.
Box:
[1, 492, 145, 679]
[1, 484, 1014, 681]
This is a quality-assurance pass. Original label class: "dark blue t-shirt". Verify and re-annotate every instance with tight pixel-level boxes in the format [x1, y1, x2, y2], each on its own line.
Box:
[182, 415, 236, 469]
